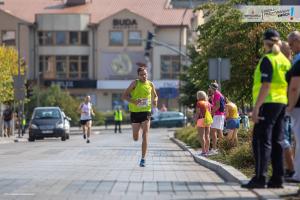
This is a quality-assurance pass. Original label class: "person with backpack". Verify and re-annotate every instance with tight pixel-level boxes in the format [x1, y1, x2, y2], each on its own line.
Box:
[195, 91, 212, 157]
[2, 105, 13, 137]
[208, 82, 225, 155]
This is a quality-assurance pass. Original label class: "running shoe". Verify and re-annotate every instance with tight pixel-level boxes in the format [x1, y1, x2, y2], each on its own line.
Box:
[87, 139, 90, 143]
[207, 149, 219, 156]
[83, 134, 86, 139]
[199, 151, 208, 157]
[139, 158, 145, 167]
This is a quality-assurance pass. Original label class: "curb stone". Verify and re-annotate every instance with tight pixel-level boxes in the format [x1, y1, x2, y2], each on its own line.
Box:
[169, 132, 299, 200]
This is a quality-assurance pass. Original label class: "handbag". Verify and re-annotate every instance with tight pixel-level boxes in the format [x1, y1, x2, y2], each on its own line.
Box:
[204, 110, 213, 126]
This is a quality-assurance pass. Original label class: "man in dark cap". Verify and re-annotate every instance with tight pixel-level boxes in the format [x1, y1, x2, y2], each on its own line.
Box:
[241, 29, 291, 188]
[263, 29, 280, 41]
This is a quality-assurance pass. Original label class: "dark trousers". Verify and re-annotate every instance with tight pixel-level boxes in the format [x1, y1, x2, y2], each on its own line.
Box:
[252, 103, 285, 183]
[115, 121, 122, 133]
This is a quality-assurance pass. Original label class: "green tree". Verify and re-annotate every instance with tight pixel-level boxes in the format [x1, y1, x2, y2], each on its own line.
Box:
[26, 85, 80, 125]
[0, 46, 26, 104]
[181, 0, 300, 109]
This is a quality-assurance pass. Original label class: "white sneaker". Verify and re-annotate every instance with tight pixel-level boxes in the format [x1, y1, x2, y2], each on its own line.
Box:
[208, 149, 218, 156]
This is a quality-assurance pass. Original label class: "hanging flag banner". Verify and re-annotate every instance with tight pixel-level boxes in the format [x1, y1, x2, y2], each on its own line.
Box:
[238, 6, 300, 22]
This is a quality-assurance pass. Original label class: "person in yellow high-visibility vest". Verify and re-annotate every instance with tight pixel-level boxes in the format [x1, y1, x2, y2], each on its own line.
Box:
[114, 107, 123, 133]
[242, 29, 291, 189]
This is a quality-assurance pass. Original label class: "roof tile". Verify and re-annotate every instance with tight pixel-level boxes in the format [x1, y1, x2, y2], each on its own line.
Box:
[0, 0, 194, 26]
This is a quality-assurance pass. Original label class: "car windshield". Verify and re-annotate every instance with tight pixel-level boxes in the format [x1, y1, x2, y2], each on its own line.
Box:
[33, 109, 61, 119]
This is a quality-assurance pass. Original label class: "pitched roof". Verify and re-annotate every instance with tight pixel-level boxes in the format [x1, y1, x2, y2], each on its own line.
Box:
[0, 0, 194, 26]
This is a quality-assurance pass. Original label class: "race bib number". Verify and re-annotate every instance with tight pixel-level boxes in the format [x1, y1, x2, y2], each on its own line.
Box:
[137, 98, 149, 107]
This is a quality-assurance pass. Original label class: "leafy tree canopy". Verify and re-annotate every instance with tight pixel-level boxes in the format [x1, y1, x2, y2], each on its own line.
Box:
[26, 85, 80, 125]
[180, 0, 299, 110]
[0, 46, 26, 104]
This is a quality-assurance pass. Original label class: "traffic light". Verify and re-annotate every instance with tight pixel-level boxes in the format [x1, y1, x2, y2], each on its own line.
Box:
[25, 82, 33, 98]
[145, 31, 154, 56]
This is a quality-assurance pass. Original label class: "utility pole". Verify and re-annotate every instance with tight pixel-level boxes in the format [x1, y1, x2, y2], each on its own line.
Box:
[16, 22, 30, 138]
[17, 22, 23, 138]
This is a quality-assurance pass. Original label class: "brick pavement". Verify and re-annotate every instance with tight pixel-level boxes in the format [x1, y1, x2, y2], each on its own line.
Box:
[0, 128, 258, 200]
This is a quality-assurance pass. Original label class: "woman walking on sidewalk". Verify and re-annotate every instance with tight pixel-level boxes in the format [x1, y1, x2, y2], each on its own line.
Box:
[122, 65, 158, 167]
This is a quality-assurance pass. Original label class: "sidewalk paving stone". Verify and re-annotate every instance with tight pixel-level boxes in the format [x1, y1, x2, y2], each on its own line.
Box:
[0, 128, 266, 199]
[170, 132, 300, 200]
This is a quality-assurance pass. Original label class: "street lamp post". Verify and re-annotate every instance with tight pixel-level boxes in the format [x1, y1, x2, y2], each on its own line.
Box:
[16, 22, 29, 138]
[178, 7, 189, 112]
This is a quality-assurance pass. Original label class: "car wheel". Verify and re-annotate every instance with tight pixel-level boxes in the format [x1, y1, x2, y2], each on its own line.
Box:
[28, 136, 35, 142]
[61, 134, 66, 141]
[66, 134, 70, 140]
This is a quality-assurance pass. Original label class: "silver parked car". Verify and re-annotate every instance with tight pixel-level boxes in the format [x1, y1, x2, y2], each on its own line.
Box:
[28, 107, 71, 142]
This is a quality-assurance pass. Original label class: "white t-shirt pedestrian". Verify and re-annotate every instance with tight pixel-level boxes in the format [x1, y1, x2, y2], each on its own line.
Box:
[80, 102, 92, 120]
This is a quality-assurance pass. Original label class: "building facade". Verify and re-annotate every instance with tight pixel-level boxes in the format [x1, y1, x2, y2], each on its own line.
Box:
[0, 0, 202, 111]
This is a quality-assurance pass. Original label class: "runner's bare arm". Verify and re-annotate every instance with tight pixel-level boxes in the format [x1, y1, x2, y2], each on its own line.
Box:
[122, 81, 138, 105]
[91, 107, 95, 116]
[151, 82, 158, 107]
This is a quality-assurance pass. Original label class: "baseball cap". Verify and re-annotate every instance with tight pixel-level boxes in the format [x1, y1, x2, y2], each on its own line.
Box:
[209, 82, 219, 90]
[263, 29, 280, 41]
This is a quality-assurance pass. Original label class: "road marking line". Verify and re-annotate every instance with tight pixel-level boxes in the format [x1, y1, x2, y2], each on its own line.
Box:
[4, 193, 35, 196]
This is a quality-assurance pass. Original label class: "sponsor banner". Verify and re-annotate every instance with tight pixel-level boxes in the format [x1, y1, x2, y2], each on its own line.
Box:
[100, 52, 148, 80]
[239, 6, 300, 22]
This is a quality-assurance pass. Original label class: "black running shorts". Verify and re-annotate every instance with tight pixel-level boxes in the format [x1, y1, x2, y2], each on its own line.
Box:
[130, 112, 151, 123]
[80, 119, 91, 125]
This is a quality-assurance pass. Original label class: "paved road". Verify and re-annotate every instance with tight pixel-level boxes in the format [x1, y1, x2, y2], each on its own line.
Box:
[0, 128, 257, 200]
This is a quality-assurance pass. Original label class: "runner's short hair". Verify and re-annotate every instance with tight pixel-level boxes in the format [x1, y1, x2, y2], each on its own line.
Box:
[137, 66, 147, 74]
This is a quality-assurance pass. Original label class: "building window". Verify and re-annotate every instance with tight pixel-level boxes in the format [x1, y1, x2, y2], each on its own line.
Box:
[39, 56, 55, 79]
[109, 31, 123, 46]
[81, 56, 89, 78]
[39, 56, 89, 80]
[38, 31, 89, 46]
[45, 32, 54, 45]
[55, 31, 67, 45]
[128, 31, 141, 46]
[69, 32, 79, 45]
[161, 55, 180, 79]
[69, 56, 79, 78]
[1, 30, 16, 46]
[81, 31, 88, 45]
[56, 56, 67, 79]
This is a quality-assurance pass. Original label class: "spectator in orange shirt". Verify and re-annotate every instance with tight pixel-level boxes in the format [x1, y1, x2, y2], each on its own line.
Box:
[195, 91, 212, 156]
